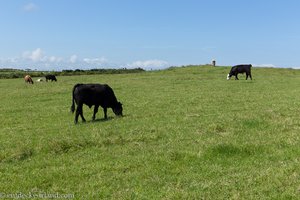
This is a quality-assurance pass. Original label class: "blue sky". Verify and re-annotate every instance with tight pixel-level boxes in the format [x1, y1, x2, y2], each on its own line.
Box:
[0, 0, 300, 70]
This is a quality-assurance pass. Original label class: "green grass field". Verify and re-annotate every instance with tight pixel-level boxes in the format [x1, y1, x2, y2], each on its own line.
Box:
[1, 65, 300, 199]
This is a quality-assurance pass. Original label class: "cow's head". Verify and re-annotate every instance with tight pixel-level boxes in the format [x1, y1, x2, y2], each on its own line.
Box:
[113, 102, 123, 116]
[227, 68, 236, 80]
[227, 73, 231, 80]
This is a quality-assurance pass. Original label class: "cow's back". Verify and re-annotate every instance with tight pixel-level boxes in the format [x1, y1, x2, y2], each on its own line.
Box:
[45, 74, 57, 81]
[236, 64, 251, 70]
[74, 84, 117, 107]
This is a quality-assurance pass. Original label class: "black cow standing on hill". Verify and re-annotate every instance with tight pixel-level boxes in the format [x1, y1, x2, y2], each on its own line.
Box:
[227, 64, 252, 80]
[45, 74, 57, 82]
[71, 83, 123, 124]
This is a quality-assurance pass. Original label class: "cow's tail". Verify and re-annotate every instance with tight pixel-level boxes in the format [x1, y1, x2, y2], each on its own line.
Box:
[71, 84, 83, 113]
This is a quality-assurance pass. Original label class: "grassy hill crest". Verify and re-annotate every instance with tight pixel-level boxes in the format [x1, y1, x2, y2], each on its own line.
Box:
[0, 65, 300, 199]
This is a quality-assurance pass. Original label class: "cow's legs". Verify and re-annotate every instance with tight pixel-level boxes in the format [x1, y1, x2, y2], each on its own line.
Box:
[103, 107, 108, 119]
[75, 103, 86, 124]
[246, 73, 252, 80]
[235, 74, 239, 80]
[75, 106, 80, 124]
[93, 105, 99, 120]
[80, 107, 86, 122]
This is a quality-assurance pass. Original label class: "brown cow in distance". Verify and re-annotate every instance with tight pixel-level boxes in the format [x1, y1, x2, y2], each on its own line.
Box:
[24, 75, 34, 84]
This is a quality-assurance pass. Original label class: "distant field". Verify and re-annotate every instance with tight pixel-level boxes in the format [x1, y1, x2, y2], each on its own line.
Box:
[1, 65, 300, 199]
[0, 68, 144, 79]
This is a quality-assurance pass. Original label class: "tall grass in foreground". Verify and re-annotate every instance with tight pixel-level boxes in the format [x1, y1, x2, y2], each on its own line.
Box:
[0, 66, 300, 199]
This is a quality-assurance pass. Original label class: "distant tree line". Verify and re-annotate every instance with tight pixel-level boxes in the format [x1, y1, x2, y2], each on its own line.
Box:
[0, 68, 145, 79]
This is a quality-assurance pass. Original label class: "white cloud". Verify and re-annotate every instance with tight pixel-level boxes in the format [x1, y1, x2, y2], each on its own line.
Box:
[126, 59, 169, 70]
[22, 48, 64, 63]
[23, 3, 39, 12]
[83, 57, 107, 65]
[23, 48, 44, 62]
[7, 57, 18, 63]
[16, 49, 112, 69]
[0, 49, 171, 71]
[48, 56, 63, 63]
[69, 55, 77, 63]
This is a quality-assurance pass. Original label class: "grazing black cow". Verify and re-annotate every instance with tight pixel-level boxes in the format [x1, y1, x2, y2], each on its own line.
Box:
[227, 64, 252, 80]
[45, 74, 57, 82]
[71, 83, 123, 124]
